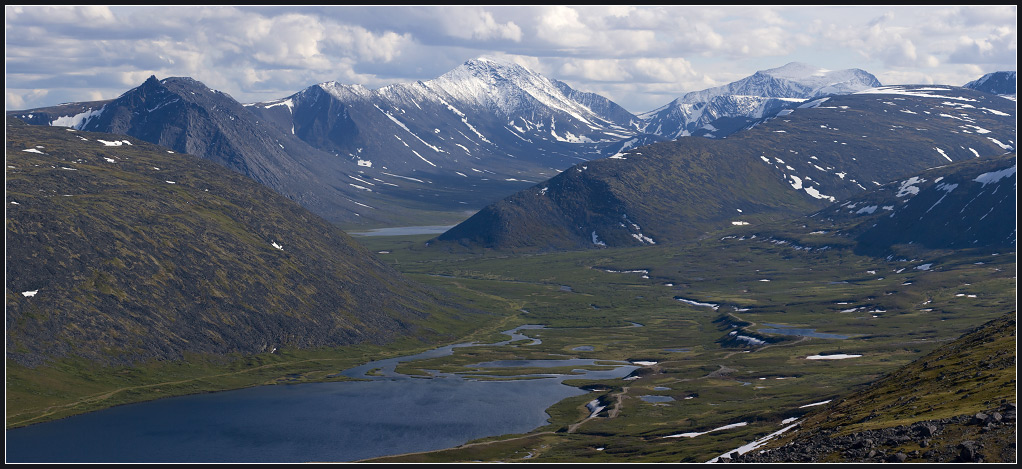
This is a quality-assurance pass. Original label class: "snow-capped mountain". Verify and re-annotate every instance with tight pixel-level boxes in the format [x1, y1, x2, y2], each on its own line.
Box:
[640, 62, 882, 139]
[435, 85, 1015, 250]
[246, 57, 661, 187]
[7, 76, 441, 227]
[9, 60, 672, 227]
[964, 71, 1016, 97]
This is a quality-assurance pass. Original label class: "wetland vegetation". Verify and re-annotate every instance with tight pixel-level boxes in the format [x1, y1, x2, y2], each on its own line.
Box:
[354, 230, 1014, 462]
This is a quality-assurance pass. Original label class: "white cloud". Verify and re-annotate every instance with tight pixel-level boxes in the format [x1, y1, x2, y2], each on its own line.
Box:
[559, 59, 632, 82]
[948, 28, 1017, 65]
[5, 89, 47, 109]
[3, 5, 1016, 112]
[632, 58, 698, 83]
[439, 7, 522, 42]
[821, 11, 942, 68]
[5, 5, 116, 25]
[536, 6, 592, 47]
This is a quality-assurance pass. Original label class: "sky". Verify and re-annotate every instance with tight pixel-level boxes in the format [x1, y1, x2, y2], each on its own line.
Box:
[4, 5, 1017, 113]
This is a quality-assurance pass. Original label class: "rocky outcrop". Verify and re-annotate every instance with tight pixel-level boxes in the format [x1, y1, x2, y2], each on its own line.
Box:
[722, 402, 1016, 463]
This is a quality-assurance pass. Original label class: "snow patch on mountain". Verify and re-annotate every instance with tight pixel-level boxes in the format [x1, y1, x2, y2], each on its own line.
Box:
[50, 107, 105, 129]
[974, 166, 1016, 186]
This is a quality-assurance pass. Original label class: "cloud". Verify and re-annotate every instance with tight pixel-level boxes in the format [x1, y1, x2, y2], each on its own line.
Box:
[821, 11, 941, 68]
[5, 6, 425, 109]
[536, 6, 591, 47]
[948, 28, 1017, 65]
[559, 59, 632, 82]
[632, 58, 698, 83]
[4, 5, 1016, 112]
[5, 5, 116, 26]
[438, 7, 522, 42]
[6, 88, 48, 109]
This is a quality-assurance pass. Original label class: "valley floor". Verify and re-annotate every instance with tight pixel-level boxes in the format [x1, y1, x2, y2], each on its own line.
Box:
[8, 230, 1015, 463]
[353, 233, 1016, 463]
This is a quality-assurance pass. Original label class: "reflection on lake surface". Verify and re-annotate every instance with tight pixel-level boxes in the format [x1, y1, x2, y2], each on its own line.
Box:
[758, 323, 850, 339]
[640, 395, 675, 403]
[347, 225, 456, 237]
[6, 326, 637, 463]
[468, 359, 622, 369]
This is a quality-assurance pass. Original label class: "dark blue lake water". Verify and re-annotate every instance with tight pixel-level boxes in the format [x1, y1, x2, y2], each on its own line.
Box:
[6, 326, 636, 463]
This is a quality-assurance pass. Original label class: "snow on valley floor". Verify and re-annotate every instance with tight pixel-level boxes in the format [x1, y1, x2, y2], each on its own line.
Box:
[805, 353, 862, 360]
[664, 421, 748, 439]
[707, 420, 802, 463]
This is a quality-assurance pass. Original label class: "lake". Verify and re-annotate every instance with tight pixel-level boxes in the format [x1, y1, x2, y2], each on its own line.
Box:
[347, 225, 456, 237]
[758, 323, 850, 340]
[6, 326, 637, 463]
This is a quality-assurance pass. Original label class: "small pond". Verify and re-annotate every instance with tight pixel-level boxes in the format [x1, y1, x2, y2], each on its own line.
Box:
[758, 323, 850, 340]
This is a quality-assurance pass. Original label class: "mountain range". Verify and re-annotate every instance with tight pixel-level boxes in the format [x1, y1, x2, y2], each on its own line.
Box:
[639, 62, 882, 139]
[8, 59, 889, 229]
[434, 85, 1016, 250]
[4, 56, 1016, 463]
[8, 76, 387, 227]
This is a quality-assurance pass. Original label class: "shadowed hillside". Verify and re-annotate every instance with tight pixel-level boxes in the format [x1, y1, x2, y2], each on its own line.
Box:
[6, 119, 474, 367]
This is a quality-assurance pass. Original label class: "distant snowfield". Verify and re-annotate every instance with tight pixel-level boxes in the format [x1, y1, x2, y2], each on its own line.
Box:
[855, 86, 978, 102]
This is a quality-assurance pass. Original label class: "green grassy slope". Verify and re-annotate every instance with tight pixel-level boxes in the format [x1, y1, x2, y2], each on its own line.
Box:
[729, 313, 1015, 462]
[6, 119, 500, 427]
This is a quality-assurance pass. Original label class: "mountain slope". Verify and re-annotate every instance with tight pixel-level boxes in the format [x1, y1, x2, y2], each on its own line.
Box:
[7, 76, 460, 227]
[434, 86, 1016, 251]
[640, 62, 882, 139]
[245, 58, 664, 204]
[812, 153, 1016, 256]
[726, 313, 1016, 463]
[964, 71, 1017, 96]
[5, 119, 469, 367]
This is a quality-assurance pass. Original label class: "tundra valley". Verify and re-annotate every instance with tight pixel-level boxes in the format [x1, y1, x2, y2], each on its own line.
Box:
[4, 12, 1017, 463]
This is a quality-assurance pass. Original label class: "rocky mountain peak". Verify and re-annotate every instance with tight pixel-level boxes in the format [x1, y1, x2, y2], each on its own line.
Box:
[964, 71, 1017, 95]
